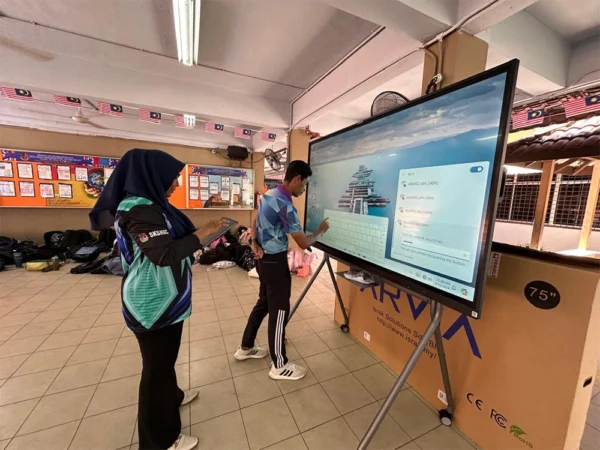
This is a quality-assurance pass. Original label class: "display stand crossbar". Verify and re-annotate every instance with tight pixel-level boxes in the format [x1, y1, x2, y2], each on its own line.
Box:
[288, 253, 455, 449]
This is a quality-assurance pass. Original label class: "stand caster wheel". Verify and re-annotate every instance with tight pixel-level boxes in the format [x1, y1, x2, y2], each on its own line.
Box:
[340, 324, 349, 333]
[439, 409, 452, 426]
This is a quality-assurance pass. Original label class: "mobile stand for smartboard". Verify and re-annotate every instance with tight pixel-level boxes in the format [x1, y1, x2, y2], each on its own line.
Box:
[358, 296, 455, 449]
[288, 254, 455, 449]
[289, 253, 350, 333]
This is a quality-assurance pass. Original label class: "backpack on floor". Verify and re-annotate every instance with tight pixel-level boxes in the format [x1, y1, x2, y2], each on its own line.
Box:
[43, 231, 64, 248]
[59, 229, 94, 251]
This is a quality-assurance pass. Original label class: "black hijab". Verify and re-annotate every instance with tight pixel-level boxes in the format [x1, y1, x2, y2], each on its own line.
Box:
[89, 149, 196, 238]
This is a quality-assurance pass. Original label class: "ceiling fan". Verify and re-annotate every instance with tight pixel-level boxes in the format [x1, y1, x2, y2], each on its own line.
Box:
[70, 108, 107, 129]
[17, 105, 108, 129]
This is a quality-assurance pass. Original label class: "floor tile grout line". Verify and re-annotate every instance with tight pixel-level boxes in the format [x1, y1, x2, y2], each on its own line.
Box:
[7, 285, 104, 443]
[66, 315, 125, 450]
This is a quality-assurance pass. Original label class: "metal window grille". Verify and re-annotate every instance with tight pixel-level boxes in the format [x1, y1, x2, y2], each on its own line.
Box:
[547, 175, 590, 228]
[496, 172, 599, 230]
[508, 174, 541, 223]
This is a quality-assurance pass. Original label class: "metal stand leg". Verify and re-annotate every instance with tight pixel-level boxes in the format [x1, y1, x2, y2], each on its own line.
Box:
[433, 305, 454, 425]
[289, 256, 326, 321]
[358, 302, 444, 450]
[325, 255, 350, 332]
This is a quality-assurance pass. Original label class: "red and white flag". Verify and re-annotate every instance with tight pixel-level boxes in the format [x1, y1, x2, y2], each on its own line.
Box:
[261, 131, 276, 142]
[0, 87, 34, 102]
[53, 95, 81, 107]
[205, 122, 224, 134]
[175, 114, 195, 129]
[512, 109, 544, 130]
[235, 127, 252, 139]
[98, 102, 123, 117]
[564, 95, 600, 118]
[139, 109, 162, 124]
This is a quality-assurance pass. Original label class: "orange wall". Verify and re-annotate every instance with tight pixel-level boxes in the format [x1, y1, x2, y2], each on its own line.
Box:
[0, 126, 263, 241]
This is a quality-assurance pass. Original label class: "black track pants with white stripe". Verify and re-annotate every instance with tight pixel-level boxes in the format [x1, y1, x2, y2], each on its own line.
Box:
[241, 251, 291, 369]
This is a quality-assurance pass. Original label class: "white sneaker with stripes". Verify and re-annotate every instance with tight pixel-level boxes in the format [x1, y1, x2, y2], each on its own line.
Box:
[234, 346, 268, 360]
[268, 362, 307, 381]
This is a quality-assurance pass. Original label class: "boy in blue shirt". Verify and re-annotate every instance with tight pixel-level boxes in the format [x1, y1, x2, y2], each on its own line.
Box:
[235, 161, 329, 380]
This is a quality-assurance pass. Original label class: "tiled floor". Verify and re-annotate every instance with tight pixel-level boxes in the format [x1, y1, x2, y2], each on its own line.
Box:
[0, 260, 582, 450]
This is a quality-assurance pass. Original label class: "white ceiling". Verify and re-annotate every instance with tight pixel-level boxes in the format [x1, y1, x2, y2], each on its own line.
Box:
[0, 0, 599, 148]
[0, 0, 378, 90]
[526, 0, 600, 43]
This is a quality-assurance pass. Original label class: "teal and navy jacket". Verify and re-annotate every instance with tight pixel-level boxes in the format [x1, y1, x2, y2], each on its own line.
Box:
[115, 196, 201, 332]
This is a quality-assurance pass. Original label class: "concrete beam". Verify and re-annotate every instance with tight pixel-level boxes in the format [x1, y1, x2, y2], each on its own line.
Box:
[568, 35, 600, 86]
[397, 0, 457, 26]
[459, 0, 541, 34]
[479, 11, 570, 94]
[320, 0, 448, 42]
[0, 17, 291, 128]
[291, 29, 422, 127]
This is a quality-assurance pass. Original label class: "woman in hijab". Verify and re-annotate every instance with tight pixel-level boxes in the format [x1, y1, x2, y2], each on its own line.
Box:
[90, 149, 222, 450]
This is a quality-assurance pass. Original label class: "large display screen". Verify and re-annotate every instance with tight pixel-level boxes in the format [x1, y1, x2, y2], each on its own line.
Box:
[305, 61, 518, 318]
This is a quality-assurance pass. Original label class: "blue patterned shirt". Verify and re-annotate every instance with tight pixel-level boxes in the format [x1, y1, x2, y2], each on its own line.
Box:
[257, 185, 302, 254]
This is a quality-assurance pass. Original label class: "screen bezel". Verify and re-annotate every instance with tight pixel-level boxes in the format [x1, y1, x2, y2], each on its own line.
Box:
[304, 60, 519, 319]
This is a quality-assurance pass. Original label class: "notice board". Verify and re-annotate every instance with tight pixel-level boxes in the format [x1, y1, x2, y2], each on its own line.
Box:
[187, 164, 254, 210]
[0, 149, 187, 209]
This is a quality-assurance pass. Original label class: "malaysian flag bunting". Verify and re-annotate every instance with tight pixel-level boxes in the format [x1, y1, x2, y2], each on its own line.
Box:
[235, 127, 252, 139]
[175, 114, 195, 129]
[205, 122, 224, 134]
[0, 87, 34, 102]
[261, 131, 276, 142]
[564, 95, 600, 118]
[98, 102, 123, 117]
[139, 109, 162, 124]
[512, 109, 545, 129]
[53, 95, 81, 107]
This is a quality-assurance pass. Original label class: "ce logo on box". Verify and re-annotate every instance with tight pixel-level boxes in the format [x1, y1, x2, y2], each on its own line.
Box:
[466, 393, 483, 410]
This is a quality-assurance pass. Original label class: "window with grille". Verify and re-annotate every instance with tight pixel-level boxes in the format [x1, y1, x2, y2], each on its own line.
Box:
[496, 171, 599, 230]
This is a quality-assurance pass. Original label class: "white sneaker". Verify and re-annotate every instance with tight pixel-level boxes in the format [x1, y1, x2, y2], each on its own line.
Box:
[181, 389, 198, 406]
[268, 362, 307, 381]
[168, 434, 198, 450]
[234, 346, 268, 360]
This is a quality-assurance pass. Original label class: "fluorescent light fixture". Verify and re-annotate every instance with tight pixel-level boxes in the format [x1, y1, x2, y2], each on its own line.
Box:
[504, 164, 543, 175]
[173, 0, 201, 66]
[183, 114, 196, 127]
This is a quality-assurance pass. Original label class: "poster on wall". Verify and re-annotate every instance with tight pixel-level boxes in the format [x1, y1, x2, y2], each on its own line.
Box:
[0, 149, 189, 209]
[189, 176, 199, 188]
[17, 163, 33, 179]
[37, 164, 53, 180]
[104, 167, 114, 181]
[58, 183, 73, 199]
[0, 149, 119, 208]
[0, 181, 16, 197]
[40, 183, 55, 198]
[19, 182, 35, 197]
[187, 164, 254, 209]
[189, 188, 199, 200]
[75, 167, 88, 182]
[57, 166, 71, 181]
[0, 162, 13, 178]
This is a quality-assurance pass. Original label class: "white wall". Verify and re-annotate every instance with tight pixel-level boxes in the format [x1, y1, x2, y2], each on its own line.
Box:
[493, 222, 600, 252]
